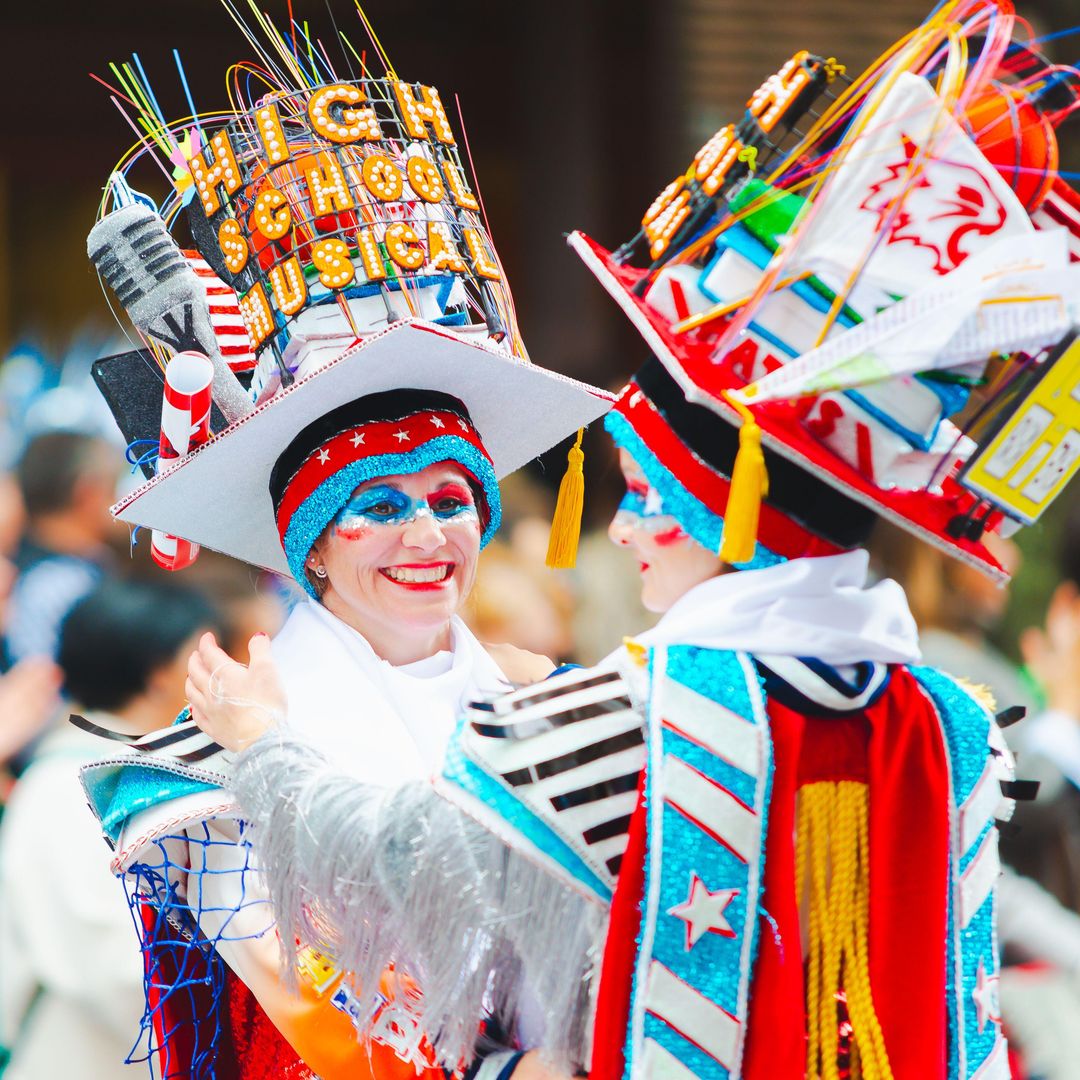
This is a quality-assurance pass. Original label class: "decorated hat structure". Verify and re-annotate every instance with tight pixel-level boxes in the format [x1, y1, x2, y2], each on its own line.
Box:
[87, 6, 611, 580]
[572, 0, 1080, 580]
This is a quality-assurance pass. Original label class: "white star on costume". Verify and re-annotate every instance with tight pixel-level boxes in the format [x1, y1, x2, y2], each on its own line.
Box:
[972, 958, 999, 1034]
[393, 430, 411, 443]
[643, 486, 664, 516]
[317, 448, 331, 464]
[350, 432, 365, 447]
[429, 416, 445, 429]
[667, 872, 738, 950]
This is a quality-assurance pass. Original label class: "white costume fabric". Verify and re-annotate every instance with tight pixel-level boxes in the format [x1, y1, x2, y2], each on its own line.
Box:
[0, 720, 145, 1080]
[631, 550, 920, 664]
[270, 598, 511, 779]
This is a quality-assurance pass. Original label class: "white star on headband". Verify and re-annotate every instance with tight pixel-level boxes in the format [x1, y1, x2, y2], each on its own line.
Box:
[317, 448, 331, 465]
[350, 432, 365, 447]
[457, 418, 469, 431]
[429, 416, 445, 429]
[393, 430, 411, 443]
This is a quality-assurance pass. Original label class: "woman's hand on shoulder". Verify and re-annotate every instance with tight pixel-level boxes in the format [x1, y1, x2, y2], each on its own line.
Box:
[186, 632, 287, 752]
[483, 642, 557, 685]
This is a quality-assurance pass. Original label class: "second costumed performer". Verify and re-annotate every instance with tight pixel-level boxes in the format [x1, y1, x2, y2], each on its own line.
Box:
[169, 2, 1080, 1078]
[75, 9, 609, 1080]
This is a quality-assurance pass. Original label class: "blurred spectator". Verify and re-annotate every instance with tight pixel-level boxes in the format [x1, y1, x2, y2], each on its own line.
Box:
[0, 658, 63, 806]
[465, 539, 574, 661]
[6, 433, 122, 665]
[873, 522, 1035, 712]
[0, 541, 63, 801]
[0, 473, 26, 559]
[0, 579, 222, 1079]
[176, 553, 287, 658]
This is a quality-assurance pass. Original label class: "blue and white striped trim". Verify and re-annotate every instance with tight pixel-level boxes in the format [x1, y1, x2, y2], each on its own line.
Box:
[627, 646, 772, 1079]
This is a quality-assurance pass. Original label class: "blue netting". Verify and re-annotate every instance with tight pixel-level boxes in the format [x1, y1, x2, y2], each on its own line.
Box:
[121, 819, 273, 1079]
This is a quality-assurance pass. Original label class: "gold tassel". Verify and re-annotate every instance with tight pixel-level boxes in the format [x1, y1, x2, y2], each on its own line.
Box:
[545, 429, 586, 569]
[718, 391, 769, 564]
[799, 782, 894, 1080]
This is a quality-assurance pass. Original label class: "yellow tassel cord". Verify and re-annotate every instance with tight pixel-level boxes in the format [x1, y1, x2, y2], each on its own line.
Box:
[545, 429, 586, 569]
[797, 782, 893, 1080]
[718, 392, 768, 564]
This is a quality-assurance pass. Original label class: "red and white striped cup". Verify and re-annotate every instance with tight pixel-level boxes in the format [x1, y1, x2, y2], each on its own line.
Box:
[152, 351, 214, 571]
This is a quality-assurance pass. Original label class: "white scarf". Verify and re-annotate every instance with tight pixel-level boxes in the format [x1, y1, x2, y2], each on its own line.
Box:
[634, 550, 921, 665]
[271, 599, 510, 786]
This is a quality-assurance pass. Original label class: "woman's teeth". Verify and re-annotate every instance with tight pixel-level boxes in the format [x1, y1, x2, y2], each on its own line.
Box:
[383, 565, 451, 583]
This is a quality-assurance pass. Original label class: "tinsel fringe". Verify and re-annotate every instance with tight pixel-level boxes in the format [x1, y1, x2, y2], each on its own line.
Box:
[231, 731, 602, 1071]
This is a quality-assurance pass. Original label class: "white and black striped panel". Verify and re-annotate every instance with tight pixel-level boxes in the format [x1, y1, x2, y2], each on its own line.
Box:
[464, 666, 643, 881]
[69, 713, 228, 770]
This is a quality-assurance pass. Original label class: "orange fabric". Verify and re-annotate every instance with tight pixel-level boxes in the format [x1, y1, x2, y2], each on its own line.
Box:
[233, 967, 447, 1080]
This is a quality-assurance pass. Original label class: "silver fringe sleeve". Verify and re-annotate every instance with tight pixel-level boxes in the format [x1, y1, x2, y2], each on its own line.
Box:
[230, 729, 604, 1071]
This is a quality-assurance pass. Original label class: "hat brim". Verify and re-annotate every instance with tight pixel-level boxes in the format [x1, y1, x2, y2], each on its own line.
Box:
[113, 319, 613, 576]
[569, 230, 1006, 582]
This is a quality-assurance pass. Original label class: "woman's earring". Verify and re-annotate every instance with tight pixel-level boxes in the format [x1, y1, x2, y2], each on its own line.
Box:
[314, 566, 328, 579]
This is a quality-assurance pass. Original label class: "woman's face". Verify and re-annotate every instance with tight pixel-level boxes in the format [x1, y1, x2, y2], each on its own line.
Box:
[608, 450, 724, 613]
[309, 462, 483, 640]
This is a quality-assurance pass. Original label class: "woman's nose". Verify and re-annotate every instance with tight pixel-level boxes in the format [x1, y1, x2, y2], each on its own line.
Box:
[402, 511, 446, 552]
[608, 514, 634, 547]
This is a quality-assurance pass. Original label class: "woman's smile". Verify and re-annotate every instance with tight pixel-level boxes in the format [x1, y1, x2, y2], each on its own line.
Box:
[379, 562, 456, 588]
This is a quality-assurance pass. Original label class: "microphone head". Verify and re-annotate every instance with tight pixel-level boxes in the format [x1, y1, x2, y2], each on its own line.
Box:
[87, 204, 214, 357]
[88, 205, 254, 423]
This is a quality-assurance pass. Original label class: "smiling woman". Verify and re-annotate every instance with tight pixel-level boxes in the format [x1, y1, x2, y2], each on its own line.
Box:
[272, 389, 498, 667]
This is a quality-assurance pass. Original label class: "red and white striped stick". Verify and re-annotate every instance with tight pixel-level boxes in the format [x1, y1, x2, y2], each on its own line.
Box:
[152, 351, 213, 571]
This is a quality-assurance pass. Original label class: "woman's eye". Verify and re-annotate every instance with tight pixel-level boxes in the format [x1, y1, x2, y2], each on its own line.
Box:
[365, 502, 398, 517]
[431, 497, 465, 514]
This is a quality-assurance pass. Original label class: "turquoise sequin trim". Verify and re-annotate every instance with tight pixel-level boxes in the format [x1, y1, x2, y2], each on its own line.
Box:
[911, 666, 1001, 1078]
[283, 436, 502, 598]
[604, 410, 784, 572]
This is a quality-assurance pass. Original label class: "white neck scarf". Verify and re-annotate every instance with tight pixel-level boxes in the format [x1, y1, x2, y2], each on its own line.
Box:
[271, 599, 510, 785]
[634, 550, 921, 665]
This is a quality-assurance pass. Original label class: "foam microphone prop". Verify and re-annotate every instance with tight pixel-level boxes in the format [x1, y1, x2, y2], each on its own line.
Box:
[151, 351, 214, 571]
[87, 204, 254, 423]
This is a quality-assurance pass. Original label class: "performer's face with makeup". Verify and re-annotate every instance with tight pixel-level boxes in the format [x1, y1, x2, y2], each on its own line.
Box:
[609, 450, 724, 613]
[309, 462, 482, 643]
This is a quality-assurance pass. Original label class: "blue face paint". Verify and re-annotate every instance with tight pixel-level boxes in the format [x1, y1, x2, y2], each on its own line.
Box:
[335, 482, 480, 532]
[613, 479, 683, 536]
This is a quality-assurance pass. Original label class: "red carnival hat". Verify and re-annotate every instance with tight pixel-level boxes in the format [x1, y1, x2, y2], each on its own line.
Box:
[573, 3, 1080, 580]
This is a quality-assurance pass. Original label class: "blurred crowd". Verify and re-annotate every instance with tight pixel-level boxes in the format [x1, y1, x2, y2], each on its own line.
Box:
[4, 349, 1080, 1077]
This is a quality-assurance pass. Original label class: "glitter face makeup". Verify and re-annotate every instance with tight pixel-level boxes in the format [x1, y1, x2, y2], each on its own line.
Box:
[609, 449, 725, 613]
[612, 477, 689, 547]
[311, 462, 483, 647]
[335, 482, 480, 535]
